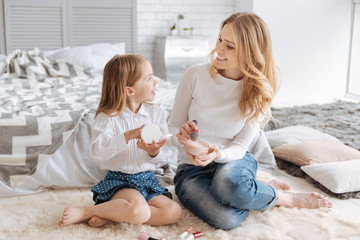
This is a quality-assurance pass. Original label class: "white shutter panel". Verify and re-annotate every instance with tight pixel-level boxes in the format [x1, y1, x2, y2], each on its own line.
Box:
[4, 0, 64, 53]
[2, 0, 137, 54]
[69, 0, 137, 53]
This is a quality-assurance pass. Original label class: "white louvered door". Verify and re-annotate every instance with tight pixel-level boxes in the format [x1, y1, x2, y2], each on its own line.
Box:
[3, 0, 64, 52]
[2, 0, 137, 54]
[69, 0, 136, 54]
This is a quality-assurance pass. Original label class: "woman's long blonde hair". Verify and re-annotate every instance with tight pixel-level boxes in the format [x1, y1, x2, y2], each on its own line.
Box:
[95, 54, 146, 117]
[209, 12, 280, 125]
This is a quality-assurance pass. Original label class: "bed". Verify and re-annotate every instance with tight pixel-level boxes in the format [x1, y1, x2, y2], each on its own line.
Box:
[1, 1, 360, 240]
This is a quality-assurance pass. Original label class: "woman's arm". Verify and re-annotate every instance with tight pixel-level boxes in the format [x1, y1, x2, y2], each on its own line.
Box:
[168, 66, 197, 148]
[215, 118, 260, 163]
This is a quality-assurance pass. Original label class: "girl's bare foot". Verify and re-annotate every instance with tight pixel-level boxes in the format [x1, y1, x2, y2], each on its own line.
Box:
[268, 179, 291, 191]
[59, 207, 89, 227]
[88, 216, 109, 228]
[277, 191, 333, 209]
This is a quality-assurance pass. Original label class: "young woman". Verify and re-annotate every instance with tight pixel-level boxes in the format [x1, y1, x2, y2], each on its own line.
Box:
[59, 54, 182, 227]
[169, 12, 332, 230]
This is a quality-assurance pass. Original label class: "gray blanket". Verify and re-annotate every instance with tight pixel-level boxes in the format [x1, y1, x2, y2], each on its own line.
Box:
[0, 49, 101, 189]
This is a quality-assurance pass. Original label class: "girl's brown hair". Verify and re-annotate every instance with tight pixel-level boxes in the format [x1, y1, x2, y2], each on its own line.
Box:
[96, 54, 146, 117]
[209, 12, 280, 125]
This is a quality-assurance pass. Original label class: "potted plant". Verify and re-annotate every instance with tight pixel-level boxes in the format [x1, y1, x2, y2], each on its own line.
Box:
[177, 14, 184, 35]
[170, 23, 177, 36]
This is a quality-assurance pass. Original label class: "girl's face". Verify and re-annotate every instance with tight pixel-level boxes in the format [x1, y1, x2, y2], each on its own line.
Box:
[131, 60, 157, 103]
[214, 23, 244, 80]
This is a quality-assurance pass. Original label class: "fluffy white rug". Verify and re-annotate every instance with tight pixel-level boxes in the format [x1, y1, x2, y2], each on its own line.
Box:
[1, 181, 360, 240]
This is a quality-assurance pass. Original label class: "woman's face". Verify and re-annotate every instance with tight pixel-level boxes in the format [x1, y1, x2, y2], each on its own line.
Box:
[214, 23, 244, 80]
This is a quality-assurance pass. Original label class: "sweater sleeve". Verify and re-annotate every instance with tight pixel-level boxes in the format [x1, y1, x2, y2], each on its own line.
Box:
[168, 65, 197, 149]
[149, 106, 173, 162]
[89, 113, 128, 168]
[215, 117, 260, 164]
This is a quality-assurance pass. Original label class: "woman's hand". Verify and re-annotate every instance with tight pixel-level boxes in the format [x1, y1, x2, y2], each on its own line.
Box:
[137, 138, 167, 157]
[124, 125, 144, 143]
[176, 121, 198, 145]
[187, 144, 221, 167]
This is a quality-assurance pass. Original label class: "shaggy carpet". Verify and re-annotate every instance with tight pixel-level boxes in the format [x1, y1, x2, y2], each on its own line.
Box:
[271, 100, 360, 151]
[1, 172, 360, 240]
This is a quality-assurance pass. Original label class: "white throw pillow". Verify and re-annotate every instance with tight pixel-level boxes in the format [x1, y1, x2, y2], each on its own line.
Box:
[301, 159, 360, 194]
[248, 129, 277, 168]
[89, 42, 126, 74]
[42, 46, 71, 58]
[265, 125, 342, 149]
[0, 54, 7, 61]
[46, 45, 94, 70]
[44, 42, 126, 74]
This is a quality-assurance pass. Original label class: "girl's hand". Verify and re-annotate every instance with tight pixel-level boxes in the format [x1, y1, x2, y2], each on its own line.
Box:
[186, 144, 221, 167]
[137, 138, 167, 157]
[176, 121, 198, 145]
[124, 125, 144, 143]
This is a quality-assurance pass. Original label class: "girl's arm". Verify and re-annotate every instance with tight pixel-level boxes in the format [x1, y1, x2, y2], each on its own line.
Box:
[90, 113, 139, 165]
[147, 105, 176, 162]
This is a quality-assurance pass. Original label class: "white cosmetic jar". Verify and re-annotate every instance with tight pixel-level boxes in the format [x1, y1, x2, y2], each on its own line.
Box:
[141, 124, 162, 144]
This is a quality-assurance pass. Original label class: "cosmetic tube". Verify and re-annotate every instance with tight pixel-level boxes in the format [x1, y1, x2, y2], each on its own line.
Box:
[179, 227, 193, 240]
[184, 232, 204, 240]
[139, 232, 171, 240]
[138, 232, 158, 240]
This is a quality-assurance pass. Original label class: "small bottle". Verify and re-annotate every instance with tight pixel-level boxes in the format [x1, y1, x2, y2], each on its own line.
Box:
[179, 227, 193, 240]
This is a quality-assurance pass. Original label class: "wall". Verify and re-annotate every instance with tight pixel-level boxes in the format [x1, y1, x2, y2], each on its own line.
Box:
[137, 0, 235, 64]
[348, 2, 360, 96]
[237, 0, 353, 107]
[0, 0, 5, 54]
[1, 0, 352, 108]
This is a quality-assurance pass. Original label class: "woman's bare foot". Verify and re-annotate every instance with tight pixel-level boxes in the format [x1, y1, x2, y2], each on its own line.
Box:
[277, 191, 333, 209]
[59, 207, 89, 227]
[268, 179, 291, 191]
[88, 216, 109, 228]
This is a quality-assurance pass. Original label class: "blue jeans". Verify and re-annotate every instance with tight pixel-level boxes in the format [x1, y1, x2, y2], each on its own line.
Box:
[174, 152, 278, 230]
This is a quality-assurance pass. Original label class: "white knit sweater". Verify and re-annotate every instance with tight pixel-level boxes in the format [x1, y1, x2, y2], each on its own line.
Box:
[90, 104, 173, 174]
[168, 63, 260, 164]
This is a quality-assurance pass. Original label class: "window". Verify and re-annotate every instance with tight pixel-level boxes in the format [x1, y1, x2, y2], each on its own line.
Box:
[347, 0, 360, 98]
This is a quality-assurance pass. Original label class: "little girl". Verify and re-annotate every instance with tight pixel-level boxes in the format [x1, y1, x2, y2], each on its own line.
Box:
[59, 54, 182, 227]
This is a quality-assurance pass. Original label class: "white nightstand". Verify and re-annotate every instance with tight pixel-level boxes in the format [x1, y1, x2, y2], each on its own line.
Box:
[153, 36, 210, 83]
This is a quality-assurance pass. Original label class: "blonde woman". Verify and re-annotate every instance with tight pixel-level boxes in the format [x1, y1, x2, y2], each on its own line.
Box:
[169, 12, 332, 230]
[59, 54, 182, 227]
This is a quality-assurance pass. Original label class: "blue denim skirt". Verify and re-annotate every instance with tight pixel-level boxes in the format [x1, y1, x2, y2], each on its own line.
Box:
[92, 170, 171, 204]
